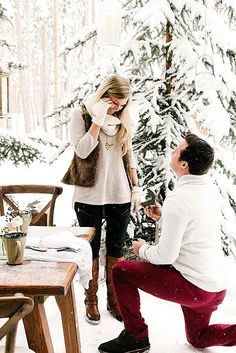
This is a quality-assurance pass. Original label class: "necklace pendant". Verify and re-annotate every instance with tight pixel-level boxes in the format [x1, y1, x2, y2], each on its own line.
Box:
[105, 142, 113, 151]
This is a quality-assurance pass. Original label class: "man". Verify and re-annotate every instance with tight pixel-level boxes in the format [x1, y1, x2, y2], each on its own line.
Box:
[98, 134, 236, 353]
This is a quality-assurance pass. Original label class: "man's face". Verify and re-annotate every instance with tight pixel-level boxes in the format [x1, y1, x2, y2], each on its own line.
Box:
[170, 139, 189, 176]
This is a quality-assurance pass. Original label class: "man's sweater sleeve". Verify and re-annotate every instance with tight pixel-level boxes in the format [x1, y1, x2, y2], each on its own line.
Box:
[139, 195, 188, 264]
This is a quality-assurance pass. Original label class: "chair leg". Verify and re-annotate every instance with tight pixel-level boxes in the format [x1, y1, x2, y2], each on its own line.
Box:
[5, 324, 18, 353]
[0, 299, 34, 353]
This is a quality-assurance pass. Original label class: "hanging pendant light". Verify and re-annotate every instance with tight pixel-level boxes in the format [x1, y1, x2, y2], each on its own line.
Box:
[195, 55, 217, 92]
[97, 0, 122, 47]
[195, 2, 216, 93]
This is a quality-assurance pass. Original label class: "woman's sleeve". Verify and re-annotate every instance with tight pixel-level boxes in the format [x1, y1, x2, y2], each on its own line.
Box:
[70, 107, 99, 159]
[129, 143, 137, 169]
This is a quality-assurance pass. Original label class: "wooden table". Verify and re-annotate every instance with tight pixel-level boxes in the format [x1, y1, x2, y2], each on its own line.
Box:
[0, 226, 95, 353]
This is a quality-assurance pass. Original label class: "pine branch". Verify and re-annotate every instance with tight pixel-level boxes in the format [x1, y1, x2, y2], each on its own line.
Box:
[0, 134, 45, 166]
[59, 29, 97, 56]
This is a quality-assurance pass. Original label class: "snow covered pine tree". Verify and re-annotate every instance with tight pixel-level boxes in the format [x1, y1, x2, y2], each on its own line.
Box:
[121, 0, 236, 256]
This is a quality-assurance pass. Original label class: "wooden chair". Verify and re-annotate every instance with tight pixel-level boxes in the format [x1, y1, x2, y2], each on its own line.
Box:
[0, 185, 63, 226]
[0, 295, 35, 353]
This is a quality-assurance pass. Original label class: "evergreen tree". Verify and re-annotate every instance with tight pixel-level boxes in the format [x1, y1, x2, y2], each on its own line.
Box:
[0, 130, 63, 166]
[47, 0, 236, 256]
[0, 134, 44, 166]
[118, 0, 236, 256]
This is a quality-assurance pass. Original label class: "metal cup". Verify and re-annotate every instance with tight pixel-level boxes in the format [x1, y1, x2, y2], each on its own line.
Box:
[2, 232, 27, 265]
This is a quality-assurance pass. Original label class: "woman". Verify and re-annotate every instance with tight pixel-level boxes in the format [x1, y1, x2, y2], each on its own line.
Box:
[62, 75, 142, 325]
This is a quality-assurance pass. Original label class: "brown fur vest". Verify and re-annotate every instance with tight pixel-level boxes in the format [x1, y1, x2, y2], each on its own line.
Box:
[61, 104, 132, 188]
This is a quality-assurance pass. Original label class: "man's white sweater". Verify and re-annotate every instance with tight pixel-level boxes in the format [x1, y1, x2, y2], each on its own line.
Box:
[139, 174, 227, 292]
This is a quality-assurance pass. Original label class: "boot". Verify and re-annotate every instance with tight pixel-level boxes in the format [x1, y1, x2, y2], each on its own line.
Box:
[85, 257, 100, 325]
[98, 329, 150, 353]
[106, 255, 123, 322]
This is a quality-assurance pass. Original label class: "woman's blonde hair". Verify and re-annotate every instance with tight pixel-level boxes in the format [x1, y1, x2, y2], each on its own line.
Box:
[95, 75, 132, 155]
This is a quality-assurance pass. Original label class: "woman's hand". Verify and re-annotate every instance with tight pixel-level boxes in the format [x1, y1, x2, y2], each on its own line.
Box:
[131, 186, 142, 212]
[101, 97, 113, 105]
[132, 238, 146, 256]
[144, 204, 162, 221]
[91, 99, 112, 126]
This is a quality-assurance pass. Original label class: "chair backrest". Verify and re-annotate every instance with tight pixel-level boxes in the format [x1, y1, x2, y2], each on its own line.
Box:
[0, 185, 63, 226]
[0, 295, 34, 353]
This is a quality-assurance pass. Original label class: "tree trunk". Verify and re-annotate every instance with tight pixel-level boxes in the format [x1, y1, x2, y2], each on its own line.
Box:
[165, 21, 173, 95]
[40, 23, 51, 132]
[53, 0, 61, 138]
[14, 0, 33, 133]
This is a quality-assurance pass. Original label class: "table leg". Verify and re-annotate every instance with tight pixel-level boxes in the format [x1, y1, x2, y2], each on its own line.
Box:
[23, 302, 54, 353]
[56, 283, 81, 353]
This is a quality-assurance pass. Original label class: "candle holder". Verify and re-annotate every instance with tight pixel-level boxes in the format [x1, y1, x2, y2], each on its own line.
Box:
[97, 0, 122, 47]
[195, 55, 215, 92]
[11, 210, 32, 233]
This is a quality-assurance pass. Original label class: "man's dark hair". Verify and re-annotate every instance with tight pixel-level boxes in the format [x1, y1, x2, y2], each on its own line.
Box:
[179, 133, 214, 175]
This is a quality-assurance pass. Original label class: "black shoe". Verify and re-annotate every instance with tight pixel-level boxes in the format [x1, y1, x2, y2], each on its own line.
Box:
[98, 330, 150, 353]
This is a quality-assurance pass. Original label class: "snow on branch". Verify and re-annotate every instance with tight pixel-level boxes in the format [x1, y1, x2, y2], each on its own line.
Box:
[0, 130, 45, 166]
[0, 3, 13, 25]
[7, 61, 27, 71]
[59, 27, 97, 56]
[48, 141, 70, 165]
[0, 39, 14, 49]
[0, 129, 65, 166]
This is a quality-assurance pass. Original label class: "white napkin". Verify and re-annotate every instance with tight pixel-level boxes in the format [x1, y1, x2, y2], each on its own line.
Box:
[25, 231, 93, 289]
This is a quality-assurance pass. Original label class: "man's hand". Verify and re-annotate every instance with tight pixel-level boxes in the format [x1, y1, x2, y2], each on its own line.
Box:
[132, 238, 146, 256]
[144, 204, 162, 221]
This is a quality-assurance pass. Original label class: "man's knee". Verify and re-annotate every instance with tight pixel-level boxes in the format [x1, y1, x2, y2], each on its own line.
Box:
[186, 332, 206, 348]
[188, 339, 206, 349]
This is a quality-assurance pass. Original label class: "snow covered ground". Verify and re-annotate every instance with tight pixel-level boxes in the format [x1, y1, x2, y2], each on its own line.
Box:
[11, 255, 236, 353]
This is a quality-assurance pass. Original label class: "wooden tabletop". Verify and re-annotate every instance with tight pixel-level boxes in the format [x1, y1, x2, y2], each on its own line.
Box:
[0, 260, 77, 296]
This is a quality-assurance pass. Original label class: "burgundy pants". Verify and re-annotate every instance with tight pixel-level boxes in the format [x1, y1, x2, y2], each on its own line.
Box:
[112, 260, 236, 348]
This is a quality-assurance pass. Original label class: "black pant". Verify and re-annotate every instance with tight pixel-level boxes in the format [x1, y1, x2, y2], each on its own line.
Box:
[74, 202, 131, 259]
